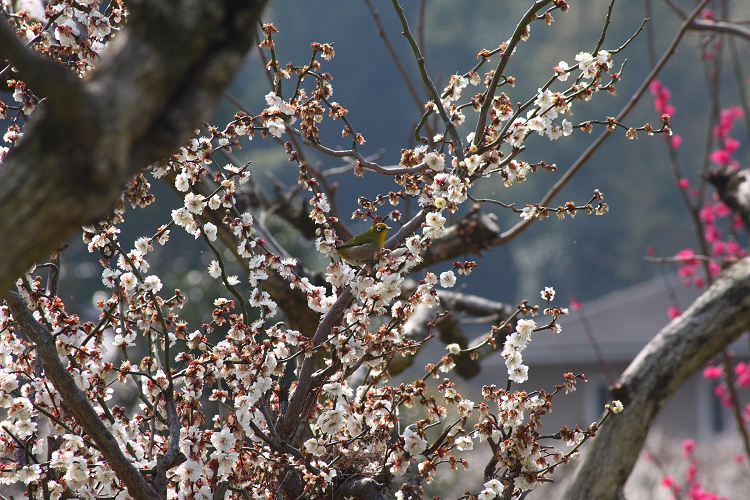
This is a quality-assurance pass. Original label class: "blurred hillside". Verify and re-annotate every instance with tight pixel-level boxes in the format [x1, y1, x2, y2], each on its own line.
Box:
[209, 0, 750, 308]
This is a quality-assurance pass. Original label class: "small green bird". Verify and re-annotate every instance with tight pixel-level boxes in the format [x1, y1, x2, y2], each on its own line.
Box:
[336, 222, 391, 266]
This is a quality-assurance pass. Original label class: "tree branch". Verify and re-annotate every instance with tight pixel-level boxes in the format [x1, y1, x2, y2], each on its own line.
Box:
[5, 291, 163, 500]
[562, 256, 750, 500]
[0, 0, 270, 293]
[0, 12, 83, 111]
[495, 0, 710, 246]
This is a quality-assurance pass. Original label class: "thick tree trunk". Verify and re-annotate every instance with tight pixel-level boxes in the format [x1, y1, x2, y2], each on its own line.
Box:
[0, 0, 270, 293]
[562, 257, 750, 500]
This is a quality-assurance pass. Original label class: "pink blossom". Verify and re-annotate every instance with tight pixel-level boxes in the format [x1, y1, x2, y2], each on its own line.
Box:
[725, 240, 741, 257]
[661, 475, 681, 492]
[686, 463, 698, 482]
[715, 202, 732, 217]
[677, 177, 689, 189]
[703, 224, 721, 243]
[724, 137, 740, 152]
[668, 305, 681, 319]
[670, 134, 682, 149]
[736, 362, 750, 388]
[709, 148, 731, 166]
[682, 439, 695, 458]
[702, 366, 723, 379]
[708, 261, 721, 277]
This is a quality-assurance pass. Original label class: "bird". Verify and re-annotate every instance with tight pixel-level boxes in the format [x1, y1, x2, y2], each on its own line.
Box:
[336, 222, 391, 266]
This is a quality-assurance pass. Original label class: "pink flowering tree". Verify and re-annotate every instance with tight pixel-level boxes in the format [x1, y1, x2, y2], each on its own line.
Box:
[0, 1, 749, 500]
[564, 3, 750, 500]
[628, 3, 750, 497]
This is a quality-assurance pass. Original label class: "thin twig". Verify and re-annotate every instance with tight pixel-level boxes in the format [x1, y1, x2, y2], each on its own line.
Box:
[495, 0, 711, 246]
[363, 0, 426, 116]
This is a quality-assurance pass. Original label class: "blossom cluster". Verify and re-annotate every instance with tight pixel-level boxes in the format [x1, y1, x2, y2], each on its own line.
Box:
[659, 439, 734, 500]
[0, 3, 634, 499]
[1, 0, 126, 160]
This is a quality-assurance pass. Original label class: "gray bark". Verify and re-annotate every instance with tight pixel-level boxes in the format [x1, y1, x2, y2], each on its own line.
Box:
[562, 257, 750, 500]
[0, 0, 270, 293]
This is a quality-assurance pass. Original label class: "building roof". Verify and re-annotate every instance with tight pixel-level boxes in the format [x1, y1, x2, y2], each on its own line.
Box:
[513, 274, 704, 365]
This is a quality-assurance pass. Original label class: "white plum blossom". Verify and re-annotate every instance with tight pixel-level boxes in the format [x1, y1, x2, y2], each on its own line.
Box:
[323, 382, 353, 399]
[54, 19, 79, 47]
[203, 222, 218, 241]
[267, 117, 286, 138]
[317, 405, 348, 435]
[172, 207, 193, 227]
[208, 194, 222, 210]
[265, 91, 295, 115]
[424, 211, 447, 239]
[142, 275, 163, 293]
[424, 152, 445, 171]
[402, 426, 427, 457]
[509, 364, 529, 384]
[455, 435, 474, 451]
[440, 270, 456, 288]
[63, 456, 89, 487]
[516, 319, 536, 338]
[101, 268, 121, 288]
[208, 260, 221, 278]
[576, 51, 597, 79]
[210, 428, 235, 453]
[478, 489, 497, 500]
[175, 459, 204, 483]
[457, 399, 473, 417]
[184, 192, 206, 214]
[18, 464, 41, 484]
[175, 172, 190, 192]
[112, 329, 136, 348]
[520, 205, 538, 220]
[304, 438, 327, 457]
[555, 60, 570, 81]
[120, 272, 137, 291]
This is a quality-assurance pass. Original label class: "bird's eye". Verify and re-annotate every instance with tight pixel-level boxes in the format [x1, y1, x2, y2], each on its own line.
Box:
[377, 225, 384, 231]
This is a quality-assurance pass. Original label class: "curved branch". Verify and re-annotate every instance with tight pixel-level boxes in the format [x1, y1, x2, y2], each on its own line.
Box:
[0, 0, 270, 293]
[5, 291, 163, 500]
[562, 257, 750, 500]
